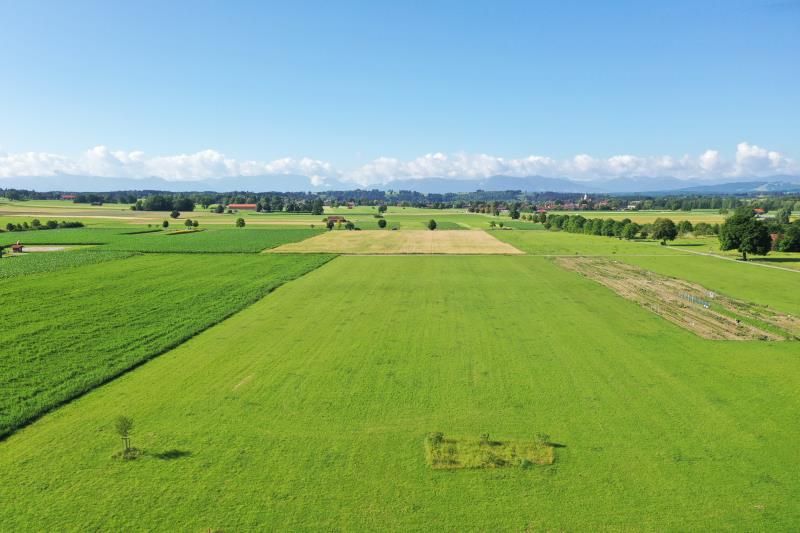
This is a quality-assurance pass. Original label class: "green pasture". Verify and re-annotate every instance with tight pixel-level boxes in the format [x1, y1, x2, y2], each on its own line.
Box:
[0, 253, 332, 438]
[1, 256, 798, 530]
[493, 229, 691, 256]
[0, 250, 137, 279]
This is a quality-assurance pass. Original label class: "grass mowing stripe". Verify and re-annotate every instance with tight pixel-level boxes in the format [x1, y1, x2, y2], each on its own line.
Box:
[0, 250, 138, 279]
[0, 253, 333, 438]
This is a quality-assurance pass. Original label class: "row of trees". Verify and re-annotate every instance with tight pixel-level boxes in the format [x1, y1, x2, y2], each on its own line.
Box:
[542, 214, 694, 243]
[4, 219, 84, 232]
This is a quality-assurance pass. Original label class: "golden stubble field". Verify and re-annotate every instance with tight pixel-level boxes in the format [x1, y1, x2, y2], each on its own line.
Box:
[269, 229, 525, 254]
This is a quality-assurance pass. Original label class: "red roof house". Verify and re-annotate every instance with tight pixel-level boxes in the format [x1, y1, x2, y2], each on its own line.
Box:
[227, 203, 258, 210]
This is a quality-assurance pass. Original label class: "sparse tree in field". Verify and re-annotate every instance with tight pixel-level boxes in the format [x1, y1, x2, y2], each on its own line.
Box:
[193, 220, 199, 228]
[235, 217, 246, 228]
[428, 219, 437, 230]
[378, 204, 388, 214]
[31, 219, 41, 228]
[651, 218, 678, 245]
[489, 220, 496, 228]
[378, 218, 387, 229]
[170, 210, 180, 219]
[214, 204, 224, 214]
[719, 209, 771, 261]
[326, 220, 335, 230]
[345, 221, 355, 230]
[498, 221, 504, 228]
[184, 219, 193, 228]
[162, 220, 169, 228]
[115, 416, 134, 452]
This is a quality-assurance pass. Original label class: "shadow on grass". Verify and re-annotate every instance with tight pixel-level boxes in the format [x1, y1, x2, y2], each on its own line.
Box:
[669, 243, 706, 247]
[151, 449, 192, 460]
[753, 257, 800, 264]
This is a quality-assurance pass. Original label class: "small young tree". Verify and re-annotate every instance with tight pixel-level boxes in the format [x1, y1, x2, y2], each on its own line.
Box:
[184, 218, 193, 228]
[162, 220, 169, 228]
[489, 220, 496, 228]
[345, 221, 355, 230]
[427, 219, 437, 230]
[378, 204, 388, 214]
[326, 220, 335, 231]
[235, 217, 246, 228]
[378, 218, 387, 229]
[170, 210, 180, 219]
[115, 416, 134, 452]
[192, 220, 199, 228]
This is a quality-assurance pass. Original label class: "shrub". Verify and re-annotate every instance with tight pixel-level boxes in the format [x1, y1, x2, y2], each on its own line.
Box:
[162, 220, 169, 228]
[428, 219, 437, 230]
[378, 218, 387, 229]
[235, 218, 246, 228]
[170, 210, 180, 219]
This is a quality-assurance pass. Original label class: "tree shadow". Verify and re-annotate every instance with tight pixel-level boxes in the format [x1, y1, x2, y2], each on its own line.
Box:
[753, 258, 800, 264]
[151, 449, 192, 460]
[669, 243, 705, 247]
[546, 442, 568, 448]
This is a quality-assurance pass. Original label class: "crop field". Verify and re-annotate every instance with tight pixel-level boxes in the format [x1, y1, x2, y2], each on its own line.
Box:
[1, 227, 321, 252]
[270, 229, 524, 254]
[0, 253, 332, 438]
[1, 256, 799, 530]
[100, 227, 322, 253]
[493, 228, 693, 256]
[0, 249, 137, 279]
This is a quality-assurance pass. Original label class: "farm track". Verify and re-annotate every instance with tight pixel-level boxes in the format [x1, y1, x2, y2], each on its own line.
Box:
[556, 256, 799, 340]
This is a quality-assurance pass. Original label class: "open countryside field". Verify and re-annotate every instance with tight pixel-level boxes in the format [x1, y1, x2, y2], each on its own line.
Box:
[1, 256, 799, 530]
[0, 253, 331, 437]
[271, 229, 524, 254]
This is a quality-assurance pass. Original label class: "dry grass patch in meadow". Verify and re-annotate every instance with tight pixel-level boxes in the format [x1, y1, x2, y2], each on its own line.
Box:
[268, 229, 524, 254]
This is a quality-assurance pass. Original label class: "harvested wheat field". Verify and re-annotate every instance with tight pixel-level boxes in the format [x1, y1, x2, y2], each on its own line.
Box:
[557, 256, 800, 341]
[268, 229, 524, 254]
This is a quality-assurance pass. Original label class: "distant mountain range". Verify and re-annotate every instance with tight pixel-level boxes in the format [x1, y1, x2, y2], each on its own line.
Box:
[2, 173, 800, 195]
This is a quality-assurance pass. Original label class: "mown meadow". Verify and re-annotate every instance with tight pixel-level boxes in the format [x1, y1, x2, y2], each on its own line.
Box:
[1, 256, 799, 530]
[0, 253, 332, 438]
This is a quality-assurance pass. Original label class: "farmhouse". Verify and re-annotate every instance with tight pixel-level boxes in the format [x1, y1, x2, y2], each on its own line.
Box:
[326, 215, 346, 223]
[11, 242, 24, 253]
[61, 194, 76, 200]
[227, 203, 258, 210]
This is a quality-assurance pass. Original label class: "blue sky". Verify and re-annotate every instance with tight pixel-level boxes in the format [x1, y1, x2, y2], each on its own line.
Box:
[0, 0, 798, 184]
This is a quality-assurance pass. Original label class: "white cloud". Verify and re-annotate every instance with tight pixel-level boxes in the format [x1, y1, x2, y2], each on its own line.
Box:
[0, 143, 797, 186]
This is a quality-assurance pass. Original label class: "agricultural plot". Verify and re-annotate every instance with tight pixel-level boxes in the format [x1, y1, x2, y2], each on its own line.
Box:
[270, 229, 524, 254]
[557, 257, 799, 340]
[101, 227, 322, 253]
[1, 256, 799, 530]
[0, 253, 332, 438]
[0, 250, 137, 279]
[0, 227, 128, 246]
[493, 229, 692, 256]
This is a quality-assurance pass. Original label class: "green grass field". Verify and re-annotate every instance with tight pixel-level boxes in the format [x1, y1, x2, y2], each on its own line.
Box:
[0, 253, 331, 438]
[0, 249, 137, 279]
[1, 227, 321, 252]
[1, 256, 799, 530]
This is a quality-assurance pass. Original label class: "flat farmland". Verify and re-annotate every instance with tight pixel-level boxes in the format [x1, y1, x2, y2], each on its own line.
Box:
[0, 253, 332, 438]
[493, 228, 693, 256]
[270, 229, 524, 254]
[1, 256, 798, 530]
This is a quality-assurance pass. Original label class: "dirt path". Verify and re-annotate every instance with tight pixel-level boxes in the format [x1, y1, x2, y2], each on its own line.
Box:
[556, 257, 799, 341]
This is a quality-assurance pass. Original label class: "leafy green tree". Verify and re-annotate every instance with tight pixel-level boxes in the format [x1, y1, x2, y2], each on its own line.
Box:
[378, 218, 387, 229]
[489, 220, 496, 228]
[31, 219, 41, 228]
[427, 219, 437, 230]
[192, 220, 199, 228]
[378, 204, 388, 214]
[235, 217, 246, 228]
[719, 209, 771, 260]
[311, 198, 324, 215]
[651, 218, 678, 245]
[621, 222, 639, 240]
[345, 221, 355, 230]
[326, 220, 335, 231]
[115, 416, 134, 452]
[775, 208, 791, 225]
[170, 210, 180, 219]
[184, 219, 193, 228]
[677, 220, 693, 235]
[777, 222, 800, 252]
[214, 204, 225, 214]
[162, 220, 169, 228]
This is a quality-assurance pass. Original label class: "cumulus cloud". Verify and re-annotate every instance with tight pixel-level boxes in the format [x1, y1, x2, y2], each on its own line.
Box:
[0, 146, 339, 182]
[0, 143, 797, 186]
